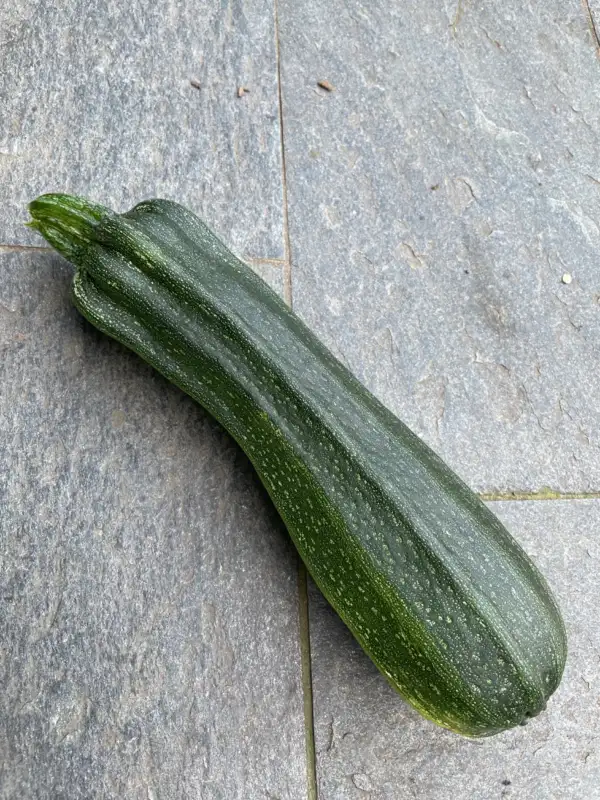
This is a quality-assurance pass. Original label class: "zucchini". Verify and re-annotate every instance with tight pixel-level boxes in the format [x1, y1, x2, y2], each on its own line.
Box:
[29, 193, 566, 737]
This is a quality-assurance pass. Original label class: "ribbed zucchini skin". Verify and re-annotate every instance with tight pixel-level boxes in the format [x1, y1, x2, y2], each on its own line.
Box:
[29, 193, 567, 737]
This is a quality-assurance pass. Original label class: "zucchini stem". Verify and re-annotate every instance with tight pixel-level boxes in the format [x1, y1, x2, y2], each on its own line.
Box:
[28, 193, 112, 261]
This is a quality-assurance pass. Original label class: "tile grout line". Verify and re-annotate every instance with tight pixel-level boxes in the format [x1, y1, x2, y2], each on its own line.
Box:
[247, 256, 289, 268]
[0, 244, 51, 253]
[274, 0, 293, 308]
[2, 244, 291, 268]
[480, 491, 600, 502]
[273, 1, 317, 797]
[297, 561, 318, 800]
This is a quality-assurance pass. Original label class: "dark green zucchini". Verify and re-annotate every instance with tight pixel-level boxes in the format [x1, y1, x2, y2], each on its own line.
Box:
[28, 193, 566, 737]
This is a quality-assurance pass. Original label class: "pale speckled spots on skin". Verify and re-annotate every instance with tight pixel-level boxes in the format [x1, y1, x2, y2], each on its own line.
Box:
[34, 195, 566, 737]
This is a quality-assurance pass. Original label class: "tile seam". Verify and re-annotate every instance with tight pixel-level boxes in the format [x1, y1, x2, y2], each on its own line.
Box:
[247, 257, 288, 268]
[297, 562, 318, 800]
[273, 3, 316, 797]
[274, 0, 293, 308]
[0, 244, 51, 253]
[481, 491, 600, 502]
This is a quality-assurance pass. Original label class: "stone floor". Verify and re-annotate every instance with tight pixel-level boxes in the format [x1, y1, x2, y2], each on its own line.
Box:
[2, 1, 600, 798]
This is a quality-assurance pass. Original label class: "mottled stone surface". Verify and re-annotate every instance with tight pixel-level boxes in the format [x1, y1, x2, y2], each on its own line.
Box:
[308, 500, 600, 800]
[0, 0, 284, 258]
[0, 251, 304, 799]
[5, 0, 600, 797]
[279, 0, 600, 493]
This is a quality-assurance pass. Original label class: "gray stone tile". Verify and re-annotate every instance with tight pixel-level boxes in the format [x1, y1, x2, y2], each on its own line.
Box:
[308, 499, 600, 800]
[0, 0, 284, 259]
[279, 0, 600, 492]
[0, 251, 306, 800]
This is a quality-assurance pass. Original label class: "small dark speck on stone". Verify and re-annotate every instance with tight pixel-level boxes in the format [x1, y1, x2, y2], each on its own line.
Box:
[464, 269, 469, 274]
[502, 779, 512, 786]
[430, 184, 440, 191]
[318, 79, 335, 92]
[190, 79, 201, 90]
